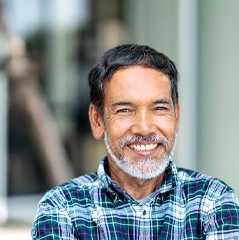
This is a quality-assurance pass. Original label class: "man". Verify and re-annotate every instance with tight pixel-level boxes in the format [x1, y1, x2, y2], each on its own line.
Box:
[32, 44, 239, 239]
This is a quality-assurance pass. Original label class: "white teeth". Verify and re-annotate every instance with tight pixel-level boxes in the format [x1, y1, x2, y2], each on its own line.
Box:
[130, 144, 157, 151]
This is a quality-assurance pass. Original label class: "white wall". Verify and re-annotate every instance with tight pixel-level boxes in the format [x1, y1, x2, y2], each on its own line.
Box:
[198, 0, 239, 195]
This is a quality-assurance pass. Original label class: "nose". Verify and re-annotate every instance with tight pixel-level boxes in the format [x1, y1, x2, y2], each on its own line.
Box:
[131, 110, 157, 136]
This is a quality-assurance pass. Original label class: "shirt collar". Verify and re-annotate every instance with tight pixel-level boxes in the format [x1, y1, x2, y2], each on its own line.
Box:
[97, 156, 112, 189]
[155, 160, 179, 194]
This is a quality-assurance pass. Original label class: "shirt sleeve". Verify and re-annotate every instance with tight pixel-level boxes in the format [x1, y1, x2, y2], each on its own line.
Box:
[203, 189, 239, 239]
[31, 197, 77, 239]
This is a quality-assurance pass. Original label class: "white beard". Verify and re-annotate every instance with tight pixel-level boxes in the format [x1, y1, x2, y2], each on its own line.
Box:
[104, 132, 177, 180]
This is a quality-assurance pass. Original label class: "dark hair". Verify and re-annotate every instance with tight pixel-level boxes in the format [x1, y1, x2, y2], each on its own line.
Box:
[88, 44, 178, 116]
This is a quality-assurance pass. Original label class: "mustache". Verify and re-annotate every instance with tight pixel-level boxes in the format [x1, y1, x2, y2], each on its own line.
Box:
[119, 134, 169, 150]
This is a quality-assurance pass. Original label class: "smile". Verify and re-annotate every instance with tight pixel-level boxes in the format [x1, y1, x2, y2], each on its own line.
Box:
[129, 144, 158, 151]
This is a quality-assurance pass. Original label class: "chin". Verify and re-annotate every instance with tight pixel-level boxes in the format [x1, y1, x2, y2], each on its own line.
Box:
[111, 153, 170, 180]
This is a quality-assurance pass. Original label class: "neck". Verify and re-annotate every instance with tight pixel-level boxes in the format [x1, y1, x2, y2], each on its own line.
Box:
[107, 159, 165, 200]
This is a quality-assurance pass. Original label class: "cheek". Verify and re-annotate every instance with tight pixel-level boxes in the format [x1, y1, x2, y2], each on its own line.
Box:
[105, 120, 132, 149]
[107, 123, 129, 141]
[155, 117, 177, 136]
[157, 119, 175, 130]
[105, 114, 132, 134]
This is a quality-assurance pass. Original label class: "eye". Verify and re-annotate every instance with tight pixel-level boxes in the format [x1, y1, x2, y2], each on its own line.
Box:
[116, 108, 132, 113]
[154, 106, 168, 111]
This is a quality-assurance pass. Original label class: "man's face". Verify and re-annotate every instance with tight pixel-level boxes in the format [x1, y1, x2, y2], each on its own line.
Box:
[93, 66, 179, 179]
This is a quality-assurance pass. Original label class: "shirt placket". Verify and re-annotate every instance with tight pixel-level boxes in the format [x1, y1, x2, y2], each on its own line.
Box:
[132, 203, 151, 239]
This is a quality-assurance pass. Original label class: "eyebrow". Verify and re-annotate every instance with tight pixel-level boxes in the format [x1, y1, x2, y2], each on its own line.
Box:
[154, 98, 172, 104]
[111, 101, 133, 108]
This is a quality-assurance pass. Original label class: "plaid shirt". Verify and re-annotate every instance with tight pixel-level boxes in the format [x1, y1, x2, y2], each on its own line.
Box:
[32, 157, 239, 239]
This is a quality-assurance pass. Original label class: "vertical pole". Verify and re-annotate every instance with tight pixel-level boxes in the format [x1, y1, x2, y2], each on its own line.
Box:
[0, 71, 8, 224]
[176, 1, 198, 170]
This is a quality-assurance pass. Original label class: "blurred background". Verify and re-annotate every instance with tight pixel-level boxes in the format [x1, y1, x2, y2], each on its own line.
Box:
[0, 0, 239, 238]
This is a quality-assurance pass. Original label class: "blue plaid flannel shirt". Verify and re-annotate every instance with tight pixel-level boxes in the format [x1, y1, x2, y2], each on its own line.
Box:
[32, 157, 239, 239]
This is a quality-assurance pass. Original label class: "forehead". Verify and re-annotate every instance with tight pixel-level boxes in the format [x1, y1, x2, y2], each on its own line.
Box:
[104, 66, 172, 102]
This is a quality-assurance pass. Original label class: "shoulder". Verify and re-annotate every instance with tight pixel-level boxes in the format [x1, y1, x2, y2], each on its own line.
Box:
[176, 168, 239, 236]
[38, 172, 99, 208]
[176, 167, 237, 200]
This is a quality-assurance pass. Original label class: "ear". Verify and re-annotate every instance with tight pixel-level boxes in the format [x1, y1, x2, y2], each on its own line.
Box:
[89, 103, 104, 139]
[175, 101, 180, 132]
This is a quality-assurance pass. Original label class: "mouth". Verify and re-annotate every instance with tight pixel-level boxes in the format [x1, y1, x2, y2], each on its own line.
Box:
[128, 143, 158, 151]
[119, 135, 169, 157]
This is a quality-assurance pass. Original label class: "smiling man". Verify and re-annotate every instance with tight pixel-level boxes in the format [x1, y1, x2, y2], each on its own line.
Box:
[91, 65, 179, 200]
[32, 44, 239, 239]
